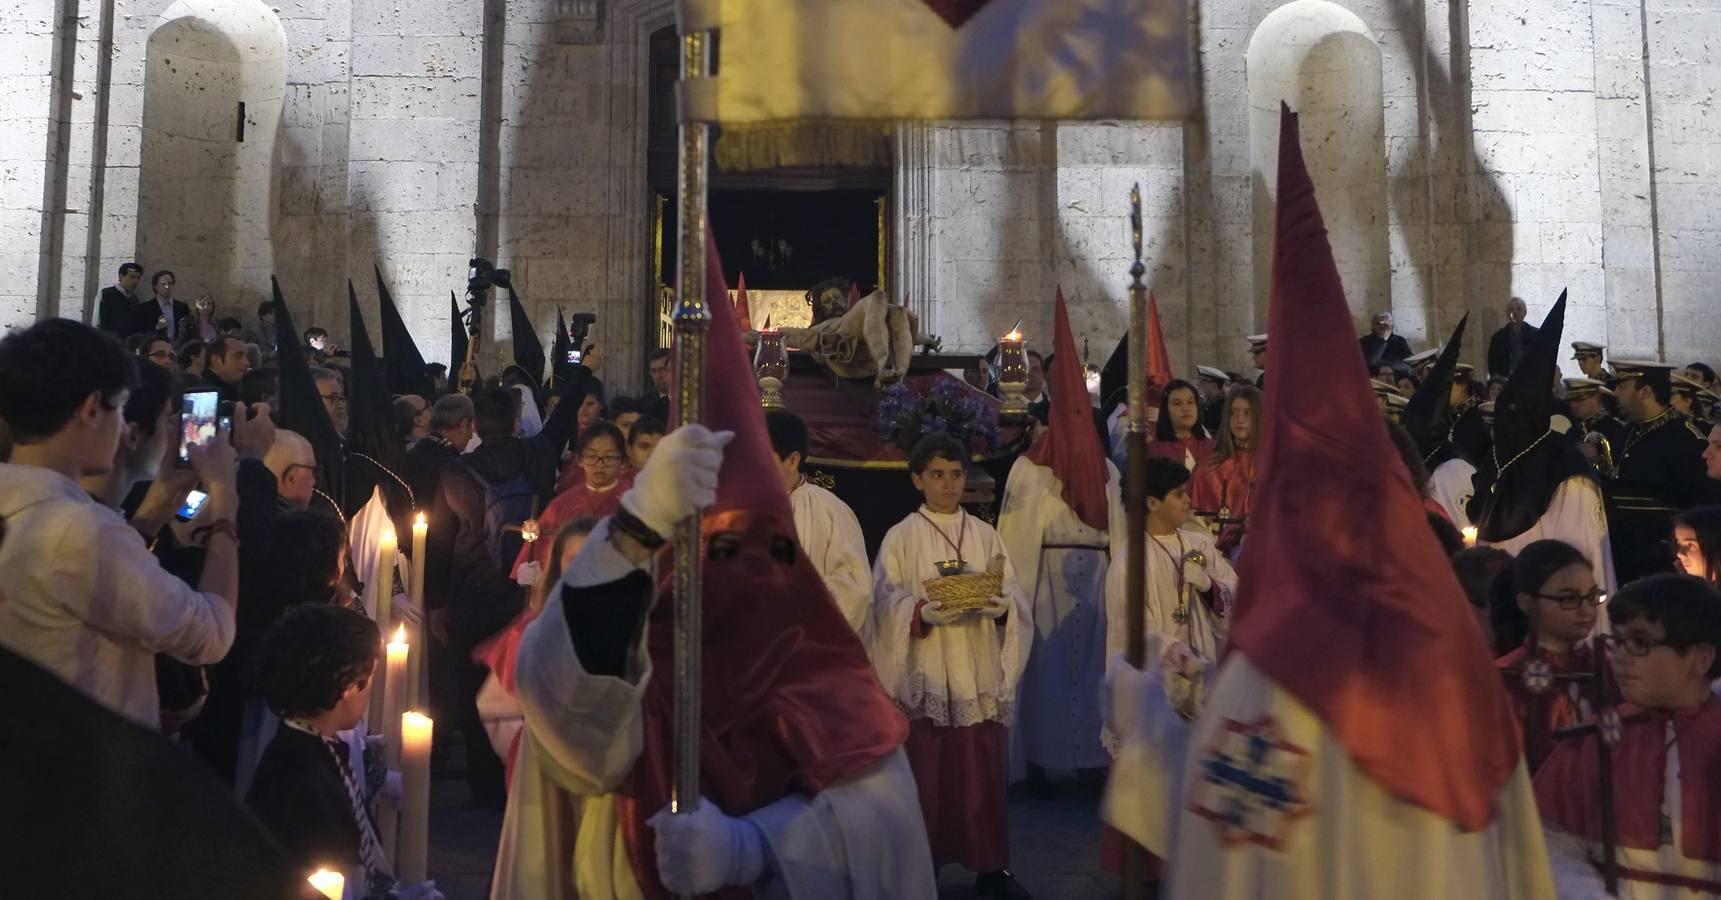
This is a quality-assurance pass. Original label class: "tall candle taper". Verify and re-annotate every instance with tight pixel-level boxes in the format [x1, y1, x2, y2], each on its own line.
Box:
[398, 711, 434, 884]
[369, 527, 398, 728]
[409, 513, 428, 709]
[383, 626, 409, 771]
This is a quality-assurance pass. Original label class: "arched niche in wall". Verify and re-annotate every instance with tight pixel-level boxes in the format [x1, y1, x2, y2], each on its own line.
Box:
[1246, 0, 1388, 329]
[137, 0, 285, 317]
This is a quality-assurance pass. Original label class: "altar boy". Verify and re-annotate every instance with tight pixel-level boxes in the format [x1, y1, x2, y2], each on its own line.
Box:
[870, 432, 1032, 898]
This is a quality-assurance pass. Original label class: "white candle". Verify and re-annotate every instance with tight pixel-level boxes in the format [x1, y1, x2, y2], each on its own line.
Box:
[1461, 526, 1478, 549]
[409, 513, 428, 710]
[383, 626, 409, 772]
[398, 711, 434, 885]
[307, 868, 344, 900]
[369, 528, 398, 728]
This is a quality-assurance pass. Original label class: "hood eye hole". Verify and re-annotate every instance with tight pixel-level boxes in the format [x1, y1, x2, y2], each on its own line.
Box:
[708, 533, 741, 561]
[769, 536, 796, 565]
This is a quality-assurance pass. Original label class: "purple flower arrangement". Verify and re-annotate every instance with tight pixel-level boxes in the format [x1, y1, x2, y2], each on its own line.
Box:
[875, 379, 1002, 456]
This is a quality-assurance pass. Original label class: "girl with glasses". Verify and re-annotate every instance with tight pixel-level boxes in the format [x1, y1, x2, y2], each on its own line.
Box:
[512, 422, 631, 581]
[1491, 539, 1610, 771]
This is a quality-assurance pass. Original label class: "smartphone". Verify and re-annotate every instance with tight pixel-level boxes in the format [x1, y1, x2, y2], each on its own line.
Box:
[179, 390, 220, 465]
[175, 489, 208, 522]
[567, 348, 583, 364]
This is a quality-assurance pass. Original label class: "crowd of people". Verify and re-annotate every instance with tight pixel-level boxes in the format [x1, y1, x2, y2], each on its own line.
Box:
[2, 180, 1720, 900]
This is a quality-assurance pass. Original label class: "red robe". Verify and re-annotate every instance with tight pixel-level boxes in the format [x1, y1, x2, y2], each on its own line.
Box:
[1146, 436, 1214, 471]
[1494, 643, 1605, 773]
[1190, 449, 1256, 554]
[903, 603, 1010, 872]
[511, 475, 631, 579]
[1534, 701, 1721, 892]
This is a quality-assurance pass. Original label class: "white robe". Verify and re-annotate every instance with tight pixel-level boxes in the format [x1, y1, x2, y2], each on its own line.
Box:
[497, 520, 938, 900]
[1103, 648, 1556, 899]
[1429, 458, 1477, 530]
[1104, 525, 1236, 676]
[1544, 720, 1721, 899]
[790, 480, 873, 639]
[1480, 475, 1618, 635]
[869, 507, 1033, 727]
[996, 456, 1120, 772]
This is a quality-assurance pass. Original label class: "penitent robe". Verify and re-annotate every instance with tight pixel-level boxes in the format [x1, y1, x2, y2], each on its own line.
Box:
[1480, 475, 1618, 633]
[1103, 651, 1556, 900]
[1429, 457, 1477, 530]
[789, 479, 873, 638]
[496, 524, 938, 900]
[997, 456, 1121, 772]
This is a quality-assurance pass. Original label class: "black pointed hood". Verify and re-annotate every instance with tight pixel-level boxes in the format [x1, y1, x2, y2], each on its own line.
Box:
[506, 286, 544, 396]
[1405, 314, 1468, 462]
[375, 265, 428, 396]
[272, 277, 345, 511]
[451, 291, 469, 381]
[1097, 333, 1129, 419]
[348, 281, 413, 518]
[1472, 291, 1595, 541]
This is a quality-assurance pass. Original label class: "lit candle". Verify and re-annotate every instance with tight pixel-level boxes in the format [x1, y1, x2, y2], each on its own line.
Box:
[398, 711, 435, 885]
[996, 321, 1030, 422]
[368, 527, 398, 728]
[409, 513, 428, 709]
[383, 626, 409, 771]
[307, 868, 345, 900]
[1461, 526, 1478, 549]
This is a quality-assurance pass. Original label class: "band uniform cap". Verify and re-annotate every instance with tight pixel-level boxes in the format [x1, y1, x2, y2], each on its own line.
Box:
[1197, 365, 1230, 382]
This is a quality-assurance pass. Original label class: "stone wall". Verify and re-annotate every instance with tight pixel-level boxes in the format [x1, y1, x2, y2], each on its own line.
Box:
[5, 0, 1720, 383]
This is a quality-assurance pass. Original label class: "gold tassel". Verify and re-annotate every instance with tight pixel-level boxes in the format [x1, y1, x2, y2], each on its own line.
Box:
[714, 120, 894, 171]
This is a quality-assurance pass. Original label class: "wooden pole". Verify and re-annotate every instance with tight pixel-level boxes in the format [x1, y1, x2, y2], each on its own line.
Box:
[1595, 648, 1618, 896]
[669, 23, 711, 899]
[1120, 185, 1152, 898]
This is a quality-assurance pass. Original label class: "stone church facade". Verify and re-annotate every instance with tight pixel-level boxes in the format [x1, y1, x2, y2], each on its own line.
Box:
[8, 0, 1718, 390]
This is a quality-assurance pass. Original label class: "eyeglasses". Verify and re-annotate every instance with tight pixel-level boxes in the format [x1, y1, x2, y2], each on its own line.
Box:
[147, 350, 175, 361]
[1600, 633, 1680, 657]
[1530, 588, 1606, 610]
[580, 453, 623, 466]
[319, 392, 347, 406]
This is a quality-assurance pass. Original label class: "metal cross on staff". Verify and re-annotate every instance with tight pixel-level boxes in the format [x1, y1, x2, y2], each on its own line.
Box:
[1120, 183, 1153, 900]
[1546, 649, 1624, 896]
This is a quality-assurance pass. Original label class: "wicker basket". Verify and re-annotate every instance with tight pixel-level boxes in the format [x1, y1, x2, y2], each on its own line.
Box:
[922, 556, 1006, 611]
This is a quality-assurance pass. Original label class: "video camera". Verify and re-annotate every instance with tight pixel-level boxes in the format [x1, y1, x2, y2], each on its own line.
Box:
[466, 257, 512, 301]
[567, 312, 597, 363]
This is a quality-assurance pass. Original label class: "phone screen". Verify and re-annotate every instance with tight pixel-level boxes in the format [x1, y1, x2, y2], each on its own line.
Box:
[175, 489, 208, 522]
[567, 348, 582, 364]
[179, 390, 219, 464]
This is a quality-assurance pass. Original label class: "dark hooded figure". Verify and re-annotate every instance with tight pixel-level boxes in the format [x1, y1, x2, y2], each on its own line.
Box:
[376, 265, 431, 397]
[1406, 316, 1476, 525]
[1467, 293, 1612, 591]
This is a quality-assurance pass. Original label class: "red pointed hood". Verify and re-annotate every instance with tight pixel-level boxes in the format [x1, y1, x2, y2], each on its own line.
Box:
[734, 271, 752, 335]
[1226, 104, 1521, 831]
[1145, 291, 1174, 409]
[1025, 289, 1110, 530]
[627, 229, 906, 899]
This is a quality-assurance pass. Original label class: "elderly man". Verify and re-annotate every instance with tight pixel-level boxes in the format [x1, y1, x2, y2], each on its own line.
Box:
[262, 430, 317, 511]
[1487, 297, 1538, 378]
[1359, 310, 1413, 369]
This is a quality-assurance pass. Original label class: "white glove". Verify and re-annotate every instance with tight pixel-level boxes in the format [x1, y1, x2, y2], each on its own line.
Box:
[975, 596, 1011, 620]
[647, 797, 766, 894]
[516, 560, 542, 587]
[620, 425, 736, 537]
[919, 600, 966, 626]
[1182, 560, 1212, 593]
[392, 880, 444, 900]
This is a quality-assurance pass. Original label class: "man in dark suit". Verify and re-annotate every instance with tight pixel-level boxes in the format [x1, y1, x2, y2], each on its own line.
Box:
[129, 269, 192, 338]
[94, 262, 143, 337]
[1358, 310, 1413, 369]
[1486, 296, 1538, 379]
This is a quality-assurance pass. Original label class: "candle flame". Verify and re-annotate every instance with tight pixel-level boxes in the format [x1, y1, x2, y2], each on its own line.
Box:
[307, 869, 345, 900]
[1461, 526, 1478, 547]
[392, 624, 408, 645]
[1002, 329, 1023, 342]
[414, 511, 427, 527]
